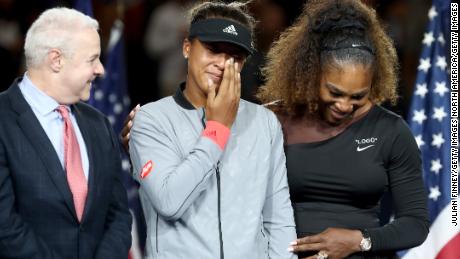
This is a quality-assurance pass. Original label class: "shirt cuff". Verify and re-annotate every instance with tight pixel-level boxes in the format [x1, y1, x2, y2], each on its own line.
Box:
[202, 121, 230, 150]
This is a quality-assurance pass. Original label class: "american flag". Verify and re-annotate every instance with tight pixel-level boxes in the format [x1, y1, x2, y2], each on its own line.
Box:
[403, 1, 459, 258]
[73, 1, 144, 258]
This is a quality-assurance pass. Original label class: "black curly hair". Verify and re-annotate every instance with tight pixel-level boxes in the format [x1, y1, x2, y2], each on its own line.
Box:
[315, 4, 376, 71]
[257, 0, 398, 118]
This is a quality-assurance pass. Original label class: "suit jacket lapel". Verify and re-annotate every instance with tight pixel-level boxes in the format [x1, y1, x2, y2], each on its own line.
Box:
[72, 105, 98, 222]
[7, 83, 77, 219]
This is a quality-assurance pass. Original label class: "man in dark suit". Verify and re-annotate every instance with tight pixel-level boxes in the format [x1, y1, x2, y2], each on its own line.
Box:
[0, 7, 132, 259]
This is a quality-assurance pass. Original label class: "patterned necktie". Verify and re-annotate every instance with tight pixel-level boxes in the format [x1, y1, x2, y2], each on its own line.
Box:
[56, 105, 88, 222]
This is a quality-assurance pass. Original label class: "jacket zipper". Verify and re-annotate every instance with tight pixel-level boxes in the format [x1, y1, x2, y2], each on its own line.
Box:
[201, 109, 224, 259]
[156, 214, 159, 253]
[216, 163, 224, 259]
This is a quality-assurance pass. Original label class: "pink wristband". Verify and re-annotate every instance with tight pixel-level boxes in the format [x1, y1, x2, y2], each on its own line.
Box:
[202, 121, 231, 150]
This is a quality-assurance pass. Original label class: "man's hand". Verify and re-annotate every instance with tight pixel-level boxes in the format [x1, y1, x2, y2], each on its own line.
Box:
[205, 58, 241, 128]
[289, 228, 363, 259]
[121, 104, 140, 152]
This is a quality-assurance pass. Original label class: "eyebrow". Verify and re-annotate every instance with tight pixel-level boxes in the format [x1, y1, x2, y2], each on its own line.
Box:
[88, 54, 100, 60]
[325, 82, 369, 96]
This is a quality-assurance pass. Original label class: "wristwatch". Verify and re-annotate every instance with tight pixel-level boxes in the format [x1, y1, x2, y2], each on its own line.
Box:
[360, 229, 372, 251]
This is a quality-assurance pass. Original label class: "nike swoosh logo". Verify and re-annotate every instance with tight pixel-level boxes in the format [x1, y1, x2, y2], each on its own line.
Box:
[357, 145, 375, 152]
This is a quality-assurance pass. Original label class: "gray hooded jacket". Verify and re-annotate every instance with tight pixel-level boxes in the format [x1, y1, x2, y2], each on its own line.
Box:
[130, 86, 297, 259]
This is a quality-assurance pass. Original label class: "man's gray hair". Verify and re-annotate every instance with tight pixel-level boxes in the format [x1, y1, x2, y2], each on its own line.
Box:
[24, 7, 99, 68]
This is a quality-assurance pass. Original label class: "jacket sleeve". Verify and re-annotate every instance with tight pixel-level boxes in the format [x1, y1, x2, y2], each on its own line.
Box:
[129, 108, 223, 221]
[367, 119, 429, 251]
[262, 112, 298, 259]
[95, 118, 133, 259]
[0, 137, 59, 258]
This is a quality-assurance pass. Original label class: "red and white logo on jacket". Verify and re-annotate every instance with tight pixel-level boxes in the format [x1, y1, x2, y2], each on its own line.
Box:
[140, 160, 154, 179]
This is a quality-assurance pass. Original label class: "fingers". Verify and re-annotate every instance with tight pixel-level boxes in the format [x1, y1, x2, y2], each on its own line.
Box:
[288, 234, 325, 253]
[121, 120, 132, 137]
[291, 228, 361, 259]
[216, 58, 233, 99]
[121, 105, 139, 135]
[290, 242, 323, 253]
[120, 104, 140, 153]
[205, 57, 240, 128]
[131, 103, 140, 115]
[297, 235, 324, 244]
[121, 133, 130, 153]
[125, 104, 140, 123]
[122, 108, 134, 129]
[228, 58, 235, 98]
[207, 78, 217, 105]
[235, 62, 241, 99]
[121, 123, 130, 153]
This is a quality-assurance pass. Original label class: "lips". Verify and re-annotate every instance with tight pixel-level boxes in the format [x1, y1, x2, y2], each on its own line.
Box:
[207, 72, 223, 82]
[329, 107, 350, 121]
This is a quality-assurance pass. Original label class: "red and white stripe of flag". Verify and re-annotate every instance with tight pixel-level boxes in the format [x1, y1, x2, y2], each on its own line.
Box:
[403, 199, 460, 259]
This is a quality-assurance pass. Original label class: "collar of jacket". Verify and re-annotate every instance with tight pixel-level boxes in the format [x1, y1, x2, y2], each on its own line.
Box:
[173, 82, 196, 110]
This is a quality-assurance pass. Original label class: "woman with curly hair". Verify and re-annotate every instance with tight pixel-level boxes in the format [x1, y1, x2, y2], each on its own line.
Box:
[258, 0, 429, 258]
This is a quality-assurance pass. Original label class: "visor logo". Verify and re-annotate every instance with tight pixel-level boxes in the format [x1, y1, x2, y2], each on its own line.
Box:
[223, 25, 238, 35]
